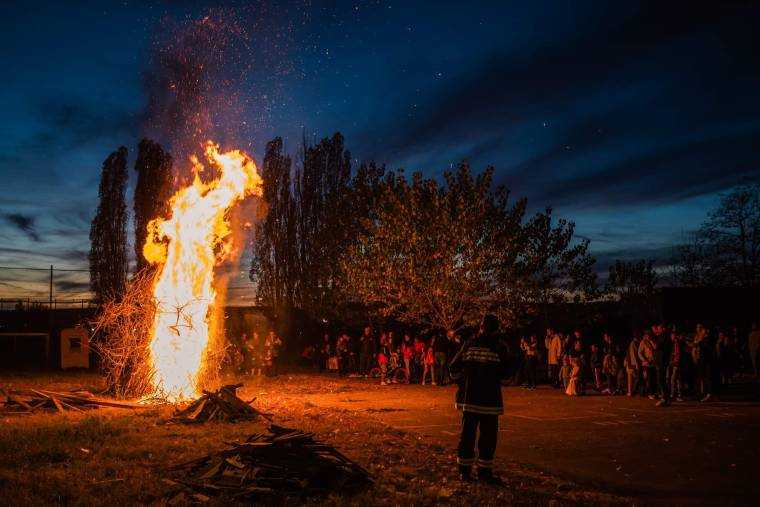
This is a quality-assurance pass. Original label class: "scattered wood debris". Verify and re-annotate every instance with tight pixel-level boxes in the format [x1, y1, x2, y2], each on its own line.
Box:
[169, 384, 269, 424]
[0, 388, 144, 414]
[166, 424, 373, 502]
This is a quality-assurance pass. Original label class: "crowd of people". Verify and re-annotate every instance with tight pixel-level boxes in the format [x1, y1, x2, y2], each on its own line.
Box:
[235, 330, 283, 377]
[301, 326, 464, 386]
[238, 321, 760, 408]
[530, 322, 760, 405]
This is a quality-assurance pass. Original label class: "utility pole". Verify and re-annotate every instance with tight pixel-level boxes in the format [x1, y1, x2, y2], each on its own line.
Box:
[47, 265, 53, 370]
[49, 265, 53, 308]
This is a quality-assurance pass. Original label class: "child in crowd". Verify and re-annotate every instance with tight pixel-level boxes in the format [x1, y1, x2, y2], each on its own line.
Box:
[520, 335, 538, 389]
[422, 339, 436, 385]
[560, 347, 572, 390]
[638, 331, 656, 399]
[378, 335, 390, 386]
[402, 335, 414, 383]
[624, 332, 641, 396]
[590, 343, 603, 391]
[565, 341, 585, 396]
[602, 332, 621, 395]
[246, 332, 262, 376]
[413, 336, 425, 382]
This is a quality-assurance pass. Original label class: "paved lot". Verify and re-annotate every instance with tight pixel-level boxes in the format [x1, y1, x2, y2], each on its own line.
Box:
[295, 379, 760, 504]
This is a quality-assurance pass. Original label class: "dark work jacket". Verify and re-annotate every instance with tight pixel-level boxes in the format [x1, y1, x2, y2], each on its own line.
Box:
[449, 333, 508, 415]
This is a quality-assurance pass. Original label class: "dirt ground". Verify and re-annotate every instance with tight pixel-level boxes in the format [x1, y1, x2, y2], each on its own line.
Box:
[1, 372, 758, 505]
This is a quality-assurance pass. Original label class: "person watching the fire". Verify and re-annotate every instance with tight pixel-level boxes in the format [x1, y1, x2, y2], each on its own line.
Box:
[264, 331, 282, 377]
[449, 314, 508, 484]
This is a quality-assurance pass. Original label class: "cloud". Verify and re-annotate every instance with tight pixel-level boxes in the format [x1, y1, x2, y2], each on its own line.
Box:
[55, 279, 91, 293]
[353, 2, 760, 210]
[32, 95, 141, 152]
[2, 213, 40, 242]
[0, 246, 88, 267]
[532, 127, 760, 210]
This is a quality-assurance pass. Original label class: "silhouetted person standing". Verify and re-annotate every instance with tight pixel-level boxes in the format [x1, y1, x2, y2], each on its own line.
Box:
[450, 314, 508, 484]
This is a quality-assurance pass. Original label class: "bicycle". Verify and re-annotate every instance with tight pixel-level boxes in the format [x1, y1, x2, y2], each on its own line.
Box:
[369, 353, 408, 383]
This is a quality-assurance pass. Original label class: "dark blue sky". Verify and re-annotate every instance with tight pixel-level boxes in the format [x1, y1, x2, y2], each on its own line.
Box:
[1, 1, 759, 300]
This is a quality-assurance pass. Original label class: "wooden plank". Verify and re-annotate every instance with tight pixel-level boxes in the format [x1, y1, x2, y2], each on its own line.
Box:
[51, 396, 65, 413]
[35, 390, 145, 409]
[61, 401, 85, 412]
[8, 395, 33, 411]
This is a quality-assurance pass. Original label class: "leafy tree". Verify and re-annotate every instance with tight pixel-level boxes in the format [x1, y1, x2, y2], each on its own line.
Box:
[89, 147, 129, 302]
[520, 208, 597, 332]
[672, 182, 760, 287]
[133, 139, 173, 273]
[343, 164, 554, 332]
[522, 207, 598, 324]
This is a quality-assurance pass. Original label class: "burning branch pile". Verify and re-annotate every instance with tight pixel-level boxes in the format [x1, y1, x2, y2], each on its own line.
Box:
[166, 425, 373, 502]
[143, 142, 263, 401]
[92, 270, 156, 398]
[170, 384, 269, 423]
[92, 142, 262, 402]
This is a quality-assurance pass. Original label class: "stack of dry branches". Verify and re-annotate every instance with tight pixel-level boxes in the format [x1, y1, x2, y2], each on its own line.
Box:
[166, 425, 373, 502]
[170, 384, 269, 423]
[92, 270, 156, 398]
[1, 388, 145, 413]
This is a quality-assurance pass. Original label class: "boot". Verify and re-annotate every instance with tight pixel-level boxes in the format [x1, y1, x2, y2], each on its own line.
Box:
[458, 465, 473, 482]
[477, 467, 504, 486]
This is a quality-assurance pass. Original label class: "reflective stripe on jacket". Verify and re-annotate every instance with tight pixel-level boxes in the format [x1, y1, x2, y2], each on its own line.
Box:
[450, 334, 508, 415]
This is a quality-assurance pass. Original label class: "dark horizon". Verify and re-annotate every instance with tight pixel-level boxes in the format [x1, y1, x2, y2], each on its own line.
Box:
[1, 1, 759, 301]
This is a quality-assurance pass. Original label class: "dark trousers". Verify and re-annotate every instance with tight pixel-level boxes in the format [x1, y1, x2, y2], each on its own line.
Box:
[643, 365, 655, 395]
[523, 356, 537, 387]
[348, 353, 358, 373]
[435, 352, 448, 384]
[548, 364, 560, 387]
[457, 411, 498, 472]
[359, 353, 370, 375]
[656, 364, 670, 402]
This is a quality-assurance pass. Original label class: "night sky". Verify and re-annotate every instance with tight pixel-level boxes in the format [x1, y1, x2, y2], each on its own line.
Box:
[1, 1, 759, 301]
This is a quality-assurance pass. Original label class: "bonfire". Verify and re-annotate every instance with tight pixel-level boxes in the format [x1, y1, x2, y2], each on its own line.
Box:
[95, 141, 263, 402]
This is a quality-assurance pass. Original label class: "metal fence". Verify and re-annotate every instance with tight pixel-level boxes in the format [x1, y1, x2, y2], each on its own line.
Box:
[0, 298, 97, 311]
[0, 265, 93, 310]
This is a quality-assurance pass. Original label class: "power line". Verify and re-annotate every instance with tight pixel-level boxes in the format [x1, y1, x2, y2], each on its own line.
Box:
[0, 265, 89, 272]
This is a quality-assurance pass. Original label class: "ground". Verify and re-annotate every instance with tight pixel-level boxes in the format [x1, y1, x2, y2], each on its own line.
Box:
[1, 372, 758, 506]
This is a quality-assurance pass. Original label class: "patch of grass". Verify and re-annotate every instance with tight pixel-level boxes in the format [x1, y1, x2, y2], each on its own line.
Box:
[0, 372, 627, 505]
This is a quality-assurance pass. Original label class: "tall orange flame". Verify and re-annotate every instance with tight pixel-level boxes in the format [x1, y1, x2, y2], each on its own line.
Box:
[144, 141, 263, 401]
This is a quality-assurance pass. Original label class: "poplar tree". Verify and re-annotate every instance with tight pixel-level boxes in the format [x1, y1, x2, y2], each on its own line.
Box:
[133, 139, 173, 273]
[250, 137, 298, 310]
[89, 147, 129, 302]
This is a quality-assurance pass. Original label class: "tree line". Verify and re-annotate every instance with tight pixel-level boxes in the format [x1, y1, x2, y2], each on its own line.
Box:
[89, 134, 759, 334]
[89, 140, 173, 301]
[606, 181, 760, 298]
[249, 133, 597, 333]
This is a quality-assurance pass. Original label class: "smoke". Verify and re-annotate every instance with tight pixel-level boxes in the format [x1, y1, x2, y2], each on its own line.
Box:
[140, 3, 306, 174]
[139, 3, 308, 304]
